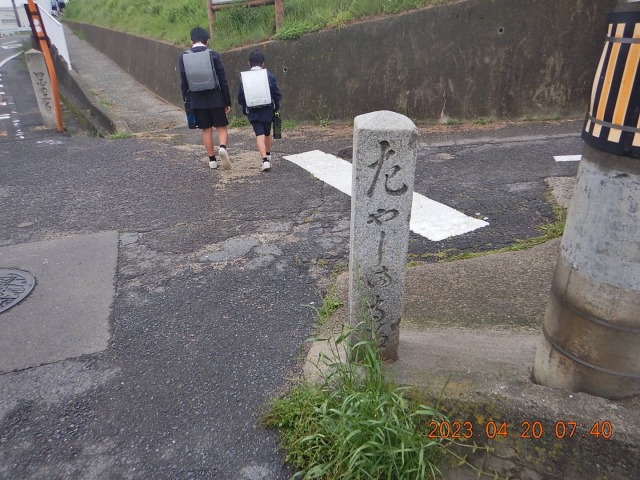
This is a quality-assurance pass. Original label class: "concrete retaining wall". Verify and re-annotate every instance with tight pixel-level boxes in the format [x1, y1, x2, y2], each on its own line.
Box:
[66, 0, 618, 121]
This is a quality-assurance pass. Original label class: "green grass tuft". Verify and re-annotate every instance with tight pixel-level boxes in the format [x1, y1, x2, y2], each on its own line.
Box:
[108, 132, 133, 139]
[229, 116, 250, 128]
[304, 283, 343, 326]
[445, 204, 567, 262]
[282, 118, 299, 130]
[263, 324, 448, 479]
[473, 116, 494, 125]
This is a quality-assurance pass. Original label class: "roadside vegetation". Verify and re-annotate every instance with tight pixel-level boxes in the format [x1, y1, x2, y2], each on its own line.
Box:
[446, 203, 566, 261]
[65, 0, 457, 50]
[263, 322, 497, 479]
[416, 202, 567, 265]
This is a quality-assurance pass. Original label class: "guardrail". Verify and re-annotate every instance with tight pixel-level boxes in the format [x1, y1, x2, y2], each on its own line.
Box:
[0, 27, 31, 36]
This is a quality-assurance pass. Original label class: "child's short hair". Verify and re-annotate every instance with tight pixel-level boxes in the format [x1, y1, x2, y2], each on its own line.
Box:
[249, 49, 265, 67]
[190, 27, 210, 44]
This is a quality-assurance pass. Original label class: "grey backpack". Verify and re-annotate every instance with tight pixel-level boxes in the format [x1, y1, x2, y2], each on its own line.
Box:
[240, 68, 272, 109]
[183, 49, 220, 92]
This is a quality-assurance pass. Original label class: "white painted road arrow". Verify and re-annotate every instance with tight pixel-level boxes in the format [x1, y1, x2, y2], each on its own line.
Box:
[283, 150, 488, 241]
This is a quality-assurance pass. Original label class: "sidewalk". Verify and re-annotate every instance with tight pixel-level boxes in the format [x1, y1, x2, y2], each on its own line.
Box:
[61, 24, 186, 134]
[9, 27, 640, 479]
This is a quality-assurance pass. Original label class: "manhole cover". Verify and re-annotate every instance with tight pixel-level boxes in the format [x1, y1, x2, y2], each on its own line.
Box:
[0, 269, 36, 314]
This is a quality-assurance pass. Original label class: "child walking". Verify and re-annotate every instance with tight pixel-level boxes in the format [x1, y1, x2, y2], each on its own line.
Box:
[238, 49, 282, 171]
[179, 27, 232, 170]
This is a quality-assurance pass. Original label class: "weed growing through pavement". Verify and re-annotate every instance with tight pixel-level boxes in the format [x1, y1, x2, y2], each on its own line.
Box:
[282, 118, 299, 130]
[316, 115, 330, 127]
[523, 114, 563, 122]
[304, 283, 343, 326]
[108, 132, 133, 139]
[445, 203, 567, 262]
[98, 99, 115, 108]
[473, 116, 494, 125]
[331, 262, 348, 277]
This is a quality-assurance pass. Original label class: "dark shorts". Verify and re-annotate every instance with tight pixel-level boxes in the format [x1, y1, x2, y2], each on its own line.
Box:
[251, 121, 271, 137]
[194, 107, 229, 130]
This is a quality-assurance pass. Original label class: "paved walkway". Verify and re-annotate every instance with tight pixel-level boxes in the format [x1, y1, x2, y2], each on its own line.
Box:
[63, 25, 186, 133]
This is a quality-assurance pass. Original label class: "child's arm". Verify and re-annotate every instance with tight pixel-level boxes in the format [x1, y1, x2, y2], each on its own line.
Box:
[212, 52, 232, 108]
[237, 82, 248, 116]
[178, 54, 189, 105]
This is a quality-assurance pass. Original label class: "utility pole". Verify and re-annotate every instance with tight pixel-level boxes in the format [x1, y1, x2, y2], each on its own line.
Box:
[11, 0, 22, 27]
[533, 0, 640, 399]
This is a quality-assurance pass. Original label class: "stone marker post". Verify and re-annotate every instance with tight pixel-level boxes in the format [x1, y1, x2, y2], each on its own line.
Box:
[349, 111, 417, 361]
[24, 49, 57, 129]
[533, 0, 640, 399]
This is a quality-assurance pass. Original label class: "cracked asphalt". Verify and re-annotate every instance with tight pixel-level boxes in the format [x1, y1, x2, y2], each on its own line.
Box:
[0, 40, 584, 479]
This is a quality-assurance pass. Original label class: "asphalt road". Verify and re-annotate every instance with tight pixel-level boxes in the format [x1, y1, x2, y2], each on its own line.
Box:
[0, 47, 583, 479]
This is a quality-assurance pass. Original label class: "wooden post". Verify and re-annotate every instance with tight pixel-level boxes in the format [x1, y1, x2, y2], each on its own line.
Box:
[275, 0, 284, 31]
[207, 0, 216, 38]
[211, 0, 275, 11]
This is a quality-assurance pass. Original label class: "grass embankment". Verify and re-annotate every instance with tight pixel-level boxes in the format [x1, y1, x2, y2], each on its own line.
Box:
[65, 0, 456, 50]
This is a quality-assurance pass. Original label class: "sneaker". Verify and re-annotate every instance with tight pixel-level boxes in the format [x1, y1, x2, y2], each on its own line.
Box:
[218, 147, 231, 170]
[262, 160, 271, 171]
[209, 160, 218, 169]
[266, 154, 271, 162]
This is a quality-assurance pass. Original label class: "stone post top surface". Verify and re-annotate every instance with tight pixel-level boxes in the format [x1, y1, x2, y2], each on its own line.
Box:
[354, 110, 416, 131]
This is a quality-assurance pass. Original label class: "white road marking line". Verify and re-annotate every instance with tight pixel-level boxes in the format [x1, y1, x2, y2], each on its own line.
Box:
[0, 52, 22, 70]
[554, 155, 582, 162]
[283, 150, 488, 241]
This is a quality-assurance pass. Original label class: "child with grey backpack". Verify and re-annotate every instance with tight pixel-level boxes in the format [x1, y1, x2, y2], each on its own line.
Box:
[238, 49, 282, 172]
[179, 27, 232, 170]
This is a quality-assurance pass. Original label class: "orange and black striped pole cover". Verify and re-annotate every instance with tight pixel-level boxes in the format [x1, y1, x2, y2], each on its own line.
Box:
[583, 9, 640, 158]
